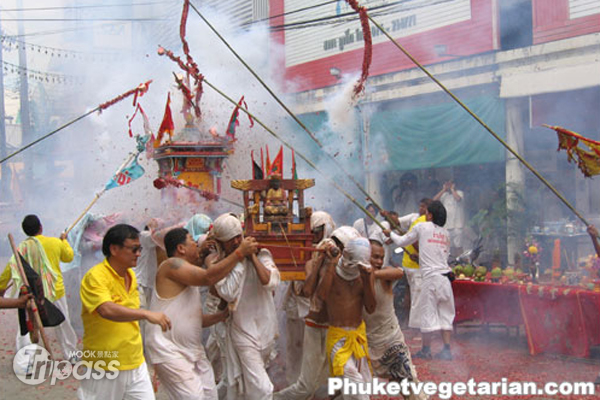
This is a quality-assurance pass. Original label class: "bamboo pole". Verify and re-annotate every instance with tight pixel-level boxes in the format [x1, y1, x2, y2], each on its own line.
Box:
[8, 234, 54, 360]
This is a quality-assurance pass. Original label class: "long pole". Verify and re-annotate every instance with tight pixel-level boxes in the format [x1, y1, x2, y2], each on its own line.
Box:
[8, 234, 54, 361]
[17, 0, 32, 183]
[366, 15, 590, 227]
[0, 9, 10, 199]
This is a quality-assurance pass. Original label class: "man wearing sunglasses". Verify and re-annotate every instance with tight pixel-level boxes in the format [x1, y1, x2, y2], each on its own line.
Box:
[78, 224, 171, 400]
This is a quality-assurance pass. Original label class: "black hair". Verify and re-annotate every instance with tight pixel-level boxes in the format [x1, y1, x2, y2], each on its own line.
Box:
[419, 198, 433, 206]
[164, 228, 189, 258]
[427, 200, 447, 227]
[102, 224, 140, 257]
[22, 215, 41, 237]
[366, 203, 378, 216]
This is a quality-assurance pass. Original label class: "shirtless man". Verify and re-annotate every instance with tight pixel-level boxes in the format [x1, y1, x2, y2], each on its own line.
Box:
[317, 232, 377, 400]
[365, 240, 426, 400]
[146, 227, 255, 399]
[275, 211, 337, 400]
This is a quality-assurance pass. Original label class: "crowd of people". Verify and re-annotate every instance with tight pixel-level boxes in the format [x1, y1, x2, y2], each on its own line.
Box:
[4, 176, 571, 399]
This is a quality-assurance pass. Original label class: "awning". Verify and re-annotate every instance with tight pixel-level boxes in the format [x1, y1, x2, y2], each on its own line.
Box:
[369, 95, 506, 171]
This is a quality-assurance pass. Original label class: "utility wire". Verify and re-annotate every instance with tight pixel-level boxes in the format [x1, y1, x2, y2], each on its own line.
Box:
[1, 18, 167, 22]
[0, 1, 177, 12]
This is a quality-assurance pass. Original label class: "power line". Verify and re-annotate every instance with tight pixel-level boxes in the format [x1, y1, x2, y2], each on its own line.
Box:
[2, 60, 83, 85]
[0, 18, 167, 22]
[267, 0, 455, 32]
[0, 1, 177, 12]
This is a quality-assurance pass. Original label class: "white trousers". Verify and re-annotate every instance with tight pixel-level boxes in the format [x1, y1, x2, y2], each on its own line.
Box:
[155, 357, 218, 400]
[285, 315, 305, 384]
[54, 296, 79, 359]
[233, 345, 274, 400]
[274, 324, 329, 400]
[416, 274, 455, 333]
[77, 362, 155, 400]
[404, 268, 422, 329]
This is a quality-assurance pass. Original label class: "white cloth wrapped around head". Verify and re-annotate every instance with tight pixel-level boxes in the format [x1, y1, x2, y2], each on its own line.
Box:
[336, 237, 372, 281]
[212, 213, 243, 242]
[310, 211, 336, 239]
[330, 226, 361, 249]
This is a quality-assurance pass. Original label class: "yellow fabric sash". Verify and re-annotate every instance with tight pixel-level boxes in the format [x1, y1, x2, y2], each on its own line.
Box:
[326, 321, 370, 377]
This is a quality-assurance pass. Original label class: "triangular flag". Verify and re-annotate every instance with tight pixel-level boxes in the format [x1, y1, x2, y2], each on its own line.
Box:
[269, 145, 283, 177]
[266, 146, 271, 175]
[105, 156, 145, 190]
[154, 93, 174, 148]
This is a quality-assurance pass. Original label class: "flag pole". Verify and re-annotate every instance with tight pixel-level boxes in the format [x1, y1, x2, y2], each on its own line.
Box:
[65, 151, 137, 235]
[8, 234, 55, 361]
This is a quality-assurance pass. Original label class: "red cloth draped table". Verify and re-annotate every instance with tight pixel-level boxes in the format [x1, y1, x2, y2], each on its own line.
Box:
[452, 281, 523, 326]
[452, 280, 600, 357]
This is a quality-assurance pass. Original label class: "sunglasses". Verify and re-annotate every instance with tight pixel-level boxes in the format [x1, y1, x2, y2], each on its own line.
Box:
[121, 245, 143, 254]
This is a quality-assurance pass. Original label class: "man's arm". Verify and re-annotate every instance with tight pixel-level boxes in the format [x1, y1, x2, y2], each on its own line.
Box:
[374, 266, 404, 282]
[202, 237, 257, 288]
[450, 183, 463, 201]
[202, 309, 229, 328]
[59, 233, 75, 263]
[588, 225, 600, 258]
[302, 257, 322, 298]
[389, 228, 419, 248]
[434, 181, 451, 201]
[250, 250, 280, 288]
[316, 251, 341, 302]
[361, 265, 377, 314]
[0, 293, 33, 309]
[96, 302, 171, 331]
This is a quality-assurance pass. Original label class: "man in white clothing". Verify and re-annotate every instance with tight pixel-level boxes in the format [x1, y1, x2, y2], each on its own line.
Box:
[433, 180, 466, 256]
[385, 200, 455, 360]
[274, 212, 338, 400]
[146, 227, 246, 399]
[352, 203, 379, 239]
[209, 213, 280, 400]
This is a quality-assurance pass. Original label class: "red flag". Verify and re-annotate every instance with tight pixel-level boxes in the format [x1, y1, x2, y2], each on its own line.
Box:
[546, 125, 600, 177]
[260, 148, 265, 177]
[154, 93, 174, 148]
[269, 146, 283, 177]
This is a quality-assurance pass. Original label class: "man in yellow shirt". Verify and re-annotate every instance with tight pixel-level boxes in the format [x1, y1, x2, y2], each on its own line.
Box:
[78, 224, 170, 400]
[0, 215, 79, 362]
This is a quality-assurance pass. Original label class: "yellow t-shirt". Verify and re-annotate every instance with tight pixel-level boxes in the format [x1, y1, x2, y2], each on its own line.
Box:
[36, 235, 74, 300]
[402, 215, 426, 270]
[80, 259, 144, 370]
